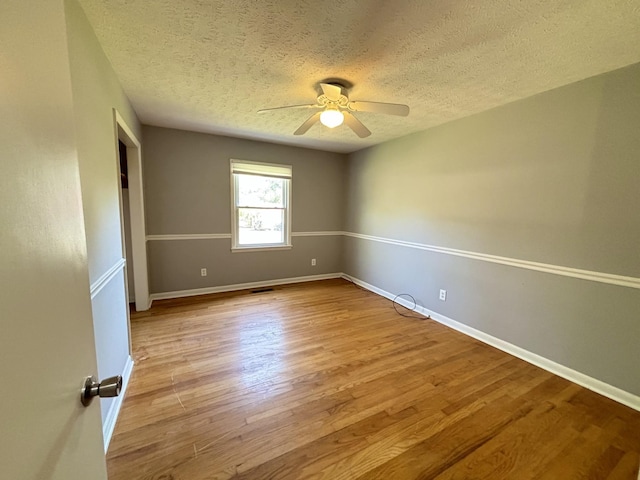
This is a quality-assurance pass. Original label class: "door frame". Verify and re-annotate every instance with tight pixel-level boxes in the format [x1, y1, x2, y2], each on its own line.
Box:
[114, 109, 150, 312]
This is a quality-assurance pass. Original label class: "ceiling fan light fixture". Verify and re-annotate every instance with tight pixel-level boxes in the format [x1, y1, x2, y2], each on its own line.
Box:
[260, 82, 408, 137]
[320, 108, 344, 128]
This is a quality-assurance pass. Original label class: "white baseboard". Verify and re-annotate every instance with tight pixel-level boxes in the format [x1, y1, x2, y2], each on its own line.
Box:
[342, 274, 640, 412]
[149, 273, 343, 302]
[103, 355, 134, 452]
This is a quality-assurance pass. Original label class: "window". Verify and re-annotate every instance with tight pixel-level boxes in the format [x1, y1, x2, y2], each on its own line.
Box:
[231, 160, 292, 251]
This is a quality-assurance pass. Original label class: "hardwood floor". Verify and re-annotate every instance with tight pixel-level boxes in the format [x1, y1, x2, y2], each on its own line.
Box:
[107, 279, 640, 479]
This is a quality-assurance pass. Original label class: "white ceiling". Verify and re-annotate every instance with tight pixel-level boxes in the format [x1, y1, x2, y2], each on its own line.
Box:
[78, 0, 640, 153]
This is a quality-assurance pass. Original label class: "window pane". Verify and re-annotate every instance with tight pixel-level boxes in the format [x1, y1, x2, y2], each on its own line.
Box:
[238, 208, 285, 245]
[237, 174, 284, 208]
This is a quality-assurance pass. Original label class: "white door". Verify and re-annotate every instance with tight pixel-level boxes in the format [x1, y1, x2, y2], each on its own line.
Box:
[0, 1, 109, 478]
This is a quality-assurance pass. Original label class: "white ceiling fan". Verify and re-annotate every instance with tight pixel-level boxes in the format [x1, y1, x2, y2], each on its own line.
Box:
[258, 83, 410, 138]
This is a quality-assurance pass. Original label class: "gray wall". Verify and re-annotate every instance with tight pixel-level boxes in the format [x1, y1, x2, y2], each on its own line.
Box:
[344, 63, 640, 396]
[66, 0, 141, 426]
[143, 126, 346, 293]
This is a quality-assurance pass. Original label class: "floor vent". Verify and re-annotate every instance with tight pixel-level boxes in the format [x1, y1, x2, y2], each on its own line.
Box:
[251, 288, 274, 294]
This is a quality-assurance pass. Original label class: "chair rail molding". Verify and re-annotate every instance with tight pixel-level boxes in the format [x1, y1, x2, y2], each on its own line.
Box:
[344, 232, 640, 290]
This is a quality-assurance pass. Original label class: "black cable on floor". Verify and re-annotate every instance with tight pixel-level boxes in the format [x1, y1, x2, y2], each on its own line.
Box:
[392, 293, 429, 319]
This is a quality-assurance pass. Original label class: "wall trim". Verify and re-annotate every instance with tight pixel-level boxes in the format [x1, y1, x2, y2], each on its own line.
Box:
[146, 231, 639, 289]
[149, 273, 343, 301]
[146, 231, 344, 241]
[90, 258, 126, 299]
[146, 233, 232, 241]
[292, 231, 344, 237]
[342, 273, 640, 412]
[343, 232, 640, 290]
[102, 355, 134, 452]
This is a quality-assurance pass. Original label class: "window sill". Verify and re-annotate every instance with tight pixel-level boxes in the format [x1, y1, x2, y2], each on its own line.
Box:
[231, 244, 293, 253]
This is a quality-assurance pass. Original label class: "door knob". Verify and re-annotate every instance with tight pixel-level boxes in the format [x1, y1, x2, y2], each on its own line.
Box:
[80, 375, 122, 407]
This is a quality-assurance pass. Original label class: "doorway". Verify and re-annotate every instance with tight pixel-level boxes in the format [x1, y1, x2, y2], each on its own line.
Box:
[119, 140, 135, 306]
[114, 110, 149, 313]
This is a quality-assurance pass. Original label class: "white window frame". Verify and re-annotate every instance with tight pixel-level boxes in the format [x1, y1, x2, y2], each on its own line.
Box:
[230, 159, 292, 252]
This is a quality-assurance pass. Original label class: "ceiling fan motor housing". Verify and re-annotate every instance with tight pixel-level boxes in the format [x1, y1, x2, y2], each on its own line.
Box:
[317, 83, 349, 109]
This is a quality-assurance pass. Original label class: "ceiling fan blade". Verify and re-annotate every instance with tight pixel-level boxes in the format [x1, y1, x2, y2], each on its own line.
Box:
[320, 83, 342, 102]
[348, 101, 410, 117]
[258, 104, 318, 114]
[294, 112, 322, 135]
[343, 111, 371, 138]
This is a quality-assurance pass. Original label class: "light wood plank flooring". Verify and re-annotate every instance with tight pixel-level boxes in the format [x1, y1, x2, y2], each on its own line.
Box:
[107, 279, 640, 479]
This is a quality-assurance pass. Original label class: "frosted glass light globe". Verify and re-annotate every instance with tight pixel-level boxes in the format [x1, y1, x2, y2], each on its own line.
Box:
[320, 109, 344, 128]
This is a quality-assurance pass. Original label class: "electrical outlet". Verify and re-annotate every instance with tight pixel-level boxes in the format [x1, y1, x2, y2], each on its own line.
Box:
[311, 258, 316, 266]
[201, 268, 207, 277]
[439, 289, 447, 301]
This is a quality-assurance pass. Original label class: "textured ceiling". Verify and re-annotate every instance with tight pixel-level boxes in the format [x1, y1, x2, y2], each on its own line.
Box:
[78, 0, 640, 153]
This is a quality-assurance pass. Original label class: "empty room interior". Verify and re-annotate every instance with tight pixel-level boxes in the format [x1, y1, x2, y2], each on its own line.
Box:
[3, 0, 640, 479]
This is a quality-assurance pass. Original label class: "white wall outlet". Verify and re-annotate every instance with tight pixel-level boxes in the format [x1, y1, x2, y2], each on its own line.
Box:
[439, 289, 447, 301]
[311, 258, 316, 266]
[200, 268, 207, 277]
